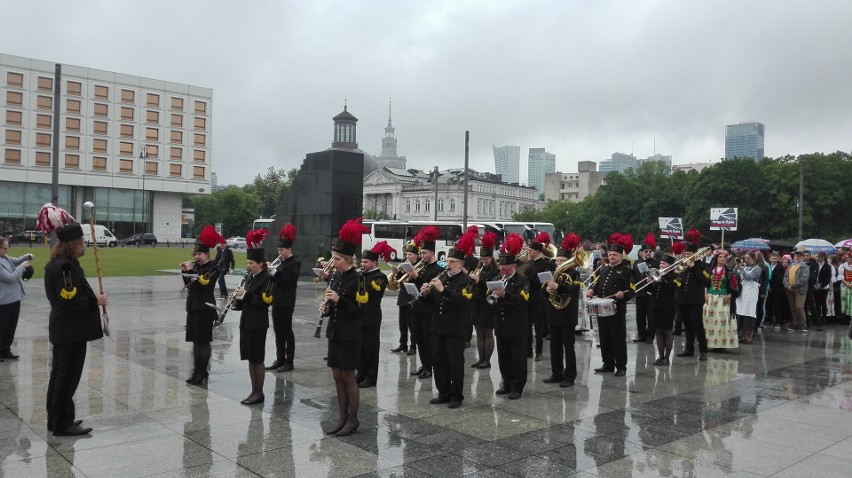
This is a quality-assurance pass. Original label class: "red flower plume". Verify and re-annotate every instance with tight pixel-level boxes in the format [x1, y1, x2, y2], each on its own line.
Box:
[686, 228, 701, 246]
[246, 229, 269, 249]
[728, 269, 739, 290]
[480, 231, 497, 250]
[198, 224, 225, 248]
[455, 231, 477, 257]
[37, 203, 75, 234]
[607, 232, 623, 245]
[534, 231, 551, 246]
[619, 234, 634, 254]
[339, 217, 369, 245]
[370, 240, 397, 262]
[642, 232, 656, 249]
[562, 232, 581, 251]
[501, 233, 525, 256]
[672, 241, 687, 255]
[413, 225, 439, 246]
[279, 223, 296, 243]
[466, 225, 478, 235]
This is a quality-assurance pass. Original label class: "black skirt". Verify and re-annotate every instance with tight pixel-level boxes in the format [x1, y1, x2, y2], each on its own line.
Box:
[185, 309, 217, 343]
[651, 308, 675, 331]
[327, 339, 360, 371]
[240, 327, 268, 363]
[472, 309, 495, 329]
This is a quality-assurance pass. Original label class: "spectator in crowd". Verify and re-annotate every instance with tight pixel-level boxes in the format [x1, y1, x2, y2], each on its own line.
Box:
[802, 251, 821, 331]
[735, 252, 761, 344]
[784, 251, 810, 332]
[840, 253, 852, 322]
[814, 252, 832, 325]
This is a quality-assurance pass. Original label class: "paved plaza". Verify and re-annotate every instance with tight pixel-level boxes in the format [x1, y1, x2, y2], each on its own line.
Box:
[2, 273, 852, 477]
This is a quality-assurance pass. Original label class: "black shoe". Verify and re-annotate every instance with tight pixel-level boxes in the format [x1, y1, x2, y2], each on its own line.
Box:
[54, 424, 92, 436]
[614, 369, 626, 377]
[242, 394, 265, 405]
[676, 351, 694, 357]
[324, 420, 347, 435]
[661, 358, 670, 365]
[476, 362, 491, 369]
[410, 366, 424, 376]
[391, 345, 408, 353]
[534, 354, 543, 362]
[48, 419, 82, 432]
[265, 361, 282, 371]
[527, 350, 533, 358]
[464, 342, 472, 349]
[699, 353, 707, 361]
[277, 363, 294, 373]
[189, 372, 209, 385]
[429, 396, 451, 404]
[418, 370, 432, 379]
[335, 421, 359, 437]
[559, 379, 574, 388]
[358, 380, 376, 389]
[653, 358, 664, 366]
[633, 337, 646, 343]
[495, 387, 511, 395]
[508, 391, 523, 400]
[645, 339, 654, 345]
[594, 366, 614, 373]
[543, 375, 563, 384]
[470, 360, 482, 368]
[406, 347, 417, 356]
[0, 352, 19, 360]
[448, 400, 462, 409]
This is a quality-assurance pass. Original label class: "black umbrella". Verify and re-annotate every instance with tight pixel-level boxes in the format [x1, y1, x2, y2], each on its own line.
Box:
[767, 240, 795, 251]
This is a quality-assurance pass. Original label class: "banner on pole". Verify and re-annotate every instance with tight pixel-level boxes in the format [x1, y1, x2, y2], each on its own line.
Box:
[710, 208, 738, 231]
[658, 217, 684, 239]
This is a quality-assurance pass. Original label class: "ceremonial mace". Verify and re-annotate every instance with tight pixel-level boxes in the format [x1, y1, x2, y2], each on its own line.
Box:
[83, 201, 110, 336]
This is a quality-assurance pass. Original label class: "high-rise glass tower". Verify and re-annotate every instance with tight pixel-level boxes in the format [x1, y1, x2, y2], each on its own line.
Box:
[725, 122, 765, 160]
[527, 147, 555, 196]
[493, 145, 520, 184]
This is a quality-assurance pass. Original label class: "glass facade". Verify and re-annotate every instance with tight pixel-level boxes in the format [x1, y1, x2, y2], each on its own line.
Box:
[493, 145, 520, 184]
[725, 122, 765, 160]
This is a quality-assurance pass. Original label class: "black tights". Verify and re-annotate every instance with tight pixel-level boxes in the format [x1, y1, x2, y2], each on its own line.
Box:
[654, 329, 673, 360]
[474, 326, 494, 364]
[192, 342, 211, 376]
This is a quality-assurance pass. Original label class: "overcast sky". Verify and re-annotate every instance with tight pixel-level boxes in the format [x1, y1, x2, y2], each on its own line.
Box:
[3, 0, 851, 186]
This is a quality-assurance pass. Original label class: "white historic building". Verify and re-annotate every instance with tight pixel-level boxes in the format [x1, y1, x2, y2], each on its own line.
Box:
[363, 167, 538, 221]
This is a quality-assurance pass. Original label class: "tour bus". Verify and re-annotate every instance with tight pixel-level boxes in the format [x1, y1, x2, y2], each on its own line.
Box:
[362, 220, 498, 262]
[252, 218, 274, 232]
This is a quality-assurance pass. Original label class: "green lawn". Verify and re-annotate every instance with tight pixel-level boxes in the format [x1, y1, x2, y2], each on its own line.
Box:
[7, 245, 207, 278]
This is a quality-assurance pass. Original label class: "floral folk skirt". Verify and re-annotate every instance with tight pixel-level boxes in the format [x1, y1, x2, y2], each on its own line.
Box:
[703, 294, 739, 349]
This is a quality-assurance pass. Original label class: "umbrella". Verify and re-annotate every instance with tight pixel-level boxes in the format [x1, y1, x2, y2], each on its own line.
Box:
[834, 239, 852, 249]
[731, 238, 771, 251]
[794, 238, 837, 254]
[767, 240, 795, 251]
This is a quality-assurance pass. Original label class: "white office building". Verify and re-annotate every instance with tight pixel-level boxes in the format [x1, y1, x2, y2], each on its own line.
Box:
[493, 145, 520, 184]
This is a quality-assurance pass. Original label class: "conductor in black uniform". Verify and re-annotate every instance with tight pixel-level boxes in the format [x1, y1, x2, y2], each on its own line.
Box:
[408, 226, 442, 380]
[267, 224, 301, 373]
[525, 232, 554, 361]
[542, 234, 583, 388]
[356, 242, 392, 388]
[586, 235, 635, 377]
[43, 216, 107, 436]
[423, 243, 472, 408]
[492, 233, 530, 400]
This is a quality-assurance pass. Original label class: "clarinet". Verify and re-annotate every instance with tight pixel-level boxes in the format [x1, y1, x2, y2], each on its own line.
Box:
[315, 269, 337, 338]
[214, 267, 249, 327]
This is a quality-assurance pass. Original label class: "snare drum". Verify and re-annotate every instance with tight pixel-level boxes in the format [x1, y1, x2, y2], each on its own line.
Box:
[587, 297, 616, 317]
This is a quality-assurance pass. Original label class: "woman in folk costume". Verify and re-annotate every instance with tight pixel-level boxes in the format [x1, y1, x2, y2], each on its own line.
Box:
[181, 225, 225, 385]
[233, 229, 274, 405]
[38, 204, 107, 436]
[470, 231, 500, 369]
[704, 246, 739, 350]
[323, 218, 369, 436]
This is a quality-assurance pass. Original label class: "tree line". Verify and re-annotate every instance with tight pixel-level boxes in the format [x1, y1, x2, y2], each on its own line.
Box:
[515, 152, 852, 245]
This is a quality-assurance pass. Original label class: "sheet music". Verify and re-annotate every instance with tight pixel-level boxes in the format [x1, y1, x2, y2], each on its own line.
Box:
[537, 271, 554, 283]
[486, 280, 505, 292]
[399, 262, 415, 273]
[312, 268, 324, 276]
[403, 283, 419, 296]
[637, 262, 649, 274]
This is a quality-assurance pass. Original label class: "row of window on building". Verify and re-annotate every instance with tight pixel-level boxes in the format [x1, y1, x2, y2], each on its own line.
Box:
[476, 183, 535, 199]
[2, 148, 206, 179]
[404, 196, 458, 214]
[4, 124, 207, 155]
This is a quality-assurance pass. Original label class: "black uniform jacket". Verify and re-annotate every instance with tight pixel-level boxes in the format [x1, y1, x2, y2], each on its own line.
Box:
[543, 268, 581, 327]
[44, 257, 103, 345]
[183, 260, 219, 313]
[769, 263, 785, 292]
[234, 269, 273, 330]
[325, 267, 361, 342]
[591, 261, 635, 306]
[525, 257, 553, 303]
[361, 268, 388, 328]
[412, 261, 443, 314]
[493, 273, 530, 338]
[424, 270, 472, 336]
[472, 264, 501, 312]
[649, 273, 677, 312]
[675, 261, 708, 305]
[632, 257, 659, 298]
[272, 255, 301, 309]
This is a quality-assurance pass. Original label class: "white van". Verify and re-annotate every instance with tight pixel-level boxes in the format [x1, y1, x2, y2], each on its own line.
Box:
[82, 224, 118, 247]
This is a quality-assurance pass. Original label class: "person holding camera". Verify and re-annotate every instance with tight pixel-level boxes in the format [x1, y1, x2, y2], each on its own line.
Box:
[0, 236, 34, 361]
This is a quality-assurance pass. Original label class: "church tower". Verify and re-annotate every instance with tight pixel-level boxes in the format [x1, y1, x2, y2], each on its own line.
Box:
[375, 98, 407, 170]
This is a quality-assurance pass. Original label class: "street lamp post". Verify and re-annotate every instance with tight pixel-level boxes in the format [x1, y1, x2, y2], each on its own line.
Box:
[139, 145, 148, 234]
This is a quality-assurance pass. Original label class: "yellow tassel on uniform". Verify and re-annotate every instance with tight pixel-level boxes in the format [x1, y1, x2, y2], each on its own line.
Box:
[703, 270, 710, 279]
[629, 282, 636, 291]
[370, 279, 382, 291]
[198, 274, 210, 285]
[520, 287, 529, 301]
[573, 280, 584, 287]
[356, 290, 369, 304]
[673, 279, 682, 287]
[60, 287, 77, 300]
[461, 288, 472, 299]
[262, 292, 273, 304]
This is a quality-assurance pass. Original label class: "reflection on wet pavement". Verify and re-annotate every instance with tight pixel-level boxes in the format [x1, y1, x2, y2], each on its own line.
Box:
[1, 275, 851, 477]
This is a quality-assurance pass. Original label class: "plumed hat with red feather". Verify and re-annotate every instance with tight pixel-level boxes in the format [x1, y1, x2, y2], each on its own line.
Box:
[685, 228, 701, 252]
[278, 223, 296, 248]
[672, 241, 687, 256]
[498, 233, 525, 265]
[246, 228, 269, 262]
[333, 217, 369, 256]
[531, 231, 551, 251]
[194, 224, 225, 253]
[37, 203, 82, 243]
[413, 225, 440, 252]
[479, 231, 497, 257]
[559, 232, 581, 258]
[641, 232, 656, 251]
[450, 230, 477, 261]
[363, 240, 397, 262]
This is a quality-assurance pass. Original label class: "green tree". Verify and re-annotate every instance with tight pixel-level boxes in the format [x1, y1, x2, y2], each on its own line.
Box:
[249, 167, 298, 218]
[191, 186, 260, 238]
[364, 209, 391, 220]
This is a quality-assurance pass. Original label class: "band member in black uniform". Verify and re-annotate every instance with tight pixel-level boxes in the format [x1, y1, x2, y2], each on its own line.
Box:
[586, 233, 635, 377]
[408, 226, 442, 379]
[214, 242, 235, 298]
[266, 224, 301, 373]
[388, 241, 419, 355]
[470, 231, 500, 369]
[422, 236, 473, 408]
[650, 254, 678, 365]
[543, 234, 583, 387]
[356, 241, 393, 388]
[233, 230, 274, 405]
[525, 232, 553, 361]
[633, 233, 659, 344]
[40, 205, 107, 436]
[462, 228, 480, 349]
[181, 225, 224, 385]
[675, 234, 709, 361]
[322, 218, 369, 436]
[492, 233, 530, 400]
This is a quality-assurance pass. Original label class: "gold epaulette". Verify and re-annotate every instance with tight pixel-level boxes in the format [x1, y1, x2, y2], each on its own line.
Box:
[461, 288, 472, 299]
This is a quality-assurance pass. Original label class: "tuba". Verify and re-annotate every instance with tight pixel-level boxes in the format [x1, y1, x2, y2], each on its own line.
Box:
[547, 249, 588, 310]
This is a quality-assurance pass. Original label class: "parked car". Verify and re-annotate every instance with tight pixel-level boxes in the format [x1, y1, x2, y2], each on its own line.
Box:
[121, 233, 158, 246]
[226, 237, 246, 249]
[11, 230, 45, 244]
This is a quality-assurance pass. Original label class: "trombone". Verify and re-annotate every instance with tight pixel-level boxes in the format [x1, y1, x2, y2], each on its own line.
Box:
[633, 246, 712, 293]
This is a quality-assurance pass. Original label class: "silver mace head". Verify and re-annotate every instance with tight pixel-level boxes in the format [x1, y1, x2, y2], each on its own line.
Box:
[83, 201, 95, 219]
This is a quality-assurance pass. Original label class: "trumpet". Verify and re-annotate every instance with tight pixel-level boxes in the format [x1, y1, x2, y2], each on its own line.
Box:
[313, 257, 334, 283]
[464, 262, 485, 293]
[387, 260, 424, 291]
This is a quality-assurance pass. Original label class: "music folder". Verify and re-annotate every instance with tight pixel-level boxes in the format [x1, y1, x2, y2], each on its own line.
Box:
[486, 281, 504, 292]
[399, 262, 415, 273]
[403, 283, 419, 296]
[537, 271, 554, 283]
